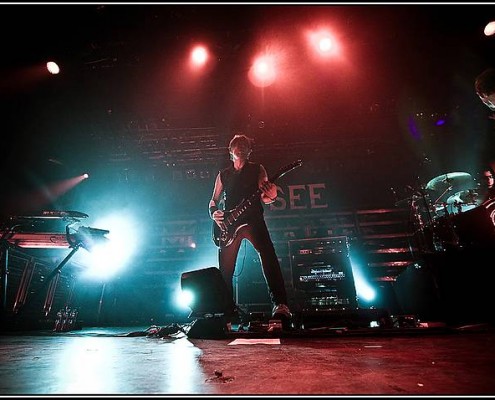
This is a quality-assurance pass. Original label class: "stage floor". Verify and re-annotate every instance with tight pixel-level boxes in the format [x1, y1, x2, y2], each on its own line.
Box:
[1, 321, 495, 396]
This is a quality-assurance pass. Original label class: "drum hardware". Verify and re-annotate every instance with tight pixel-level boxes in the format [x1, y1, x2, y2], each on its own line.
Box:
[446, 189, 478, 204]
[397, 185, 437, 254]
[432, 184, 453, 207]
[397, 188, 433, 226]
[404, 187, 464, 253]
[432, 202, 449, 217]
[427, 172, 478, 221]
[445, 189, 480, 214]
[411, 199, 426, 232]
[454, 201, 463, 214]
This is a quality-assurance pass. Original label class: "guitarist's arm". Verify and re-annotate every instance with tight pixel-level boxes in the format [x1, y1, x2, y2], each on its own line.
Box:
[209, 172, 224, 227]
[259, 164, 278, 204]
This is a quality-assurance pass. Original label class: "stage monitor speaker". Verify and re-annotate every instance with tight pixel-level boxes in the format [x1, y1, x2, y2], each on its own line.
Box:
[180, 267, 235, 319]
[185, 316, 229, 339]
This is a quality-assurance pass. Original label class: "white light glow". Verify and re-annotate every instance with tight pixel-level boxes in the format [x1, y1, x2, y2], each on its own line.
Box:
[306, 28, 342, 60]
[484, 21, 495, 36]
[75, 212, 141, 280]
[318, 36, 334, 54]
[350, 257, 376, 302]
[191, 45, 208, 66]
[248, 54, 277, 87]
[46, 61, 60, 74]
[56, 337, 118, 394]
[176, 289, 194, 310]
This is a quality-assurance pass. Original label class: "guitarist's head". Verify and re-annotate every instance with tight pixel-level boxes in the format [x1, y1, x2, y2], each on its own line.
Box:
[229, 134, 253, 161]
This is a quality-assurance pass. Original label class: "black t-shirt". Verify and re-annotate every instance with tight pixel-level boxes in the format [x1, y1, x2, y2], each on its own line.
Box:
[220, 162, 264, 220]
[484, 186, 495, 202]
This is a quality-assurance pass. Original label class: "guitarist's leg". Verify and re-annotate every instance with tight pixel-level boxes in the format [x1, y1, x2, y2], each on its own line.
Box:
[218, 234, 244, 318]
[247, 221, 288, 308]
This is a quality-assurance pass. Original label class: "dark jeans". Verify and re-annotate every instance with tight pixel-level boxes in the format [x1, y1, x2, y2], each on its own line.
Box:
[218, 218, 288, 311]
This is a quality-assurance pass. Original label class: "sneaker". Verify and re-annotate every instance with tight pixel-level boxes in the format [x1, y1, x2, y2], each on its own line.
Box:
[272, 304, 292, 319]
[272, 304, 292, 330]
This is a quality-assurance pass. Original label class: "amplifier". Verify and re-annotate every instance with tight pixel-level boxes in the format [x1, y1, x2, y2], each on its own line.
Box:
[289, 236, 357, 310]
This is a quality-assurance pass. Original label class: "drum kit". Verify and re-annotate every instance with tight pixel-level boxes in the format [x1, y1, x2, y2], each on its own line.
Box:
[396, 171, 484, 252]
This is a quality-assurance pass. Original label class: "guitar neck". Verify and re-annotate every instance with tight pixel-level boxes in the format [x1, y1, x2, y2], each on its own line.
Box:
[230, 160, 302, 217]
[234, 188, 262, 214]
[234, 170, 291, 210]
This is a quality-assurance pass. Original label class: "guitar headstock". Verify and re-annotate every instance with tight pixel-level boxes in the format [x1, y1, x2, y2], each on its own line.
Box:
[272, 159, 303, 181]
[291, 159, 303, 169]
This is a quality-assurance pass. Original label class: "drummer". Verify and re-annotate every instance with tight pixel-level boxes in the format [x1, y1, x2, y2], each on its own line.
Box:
[479, 167, 495, 203]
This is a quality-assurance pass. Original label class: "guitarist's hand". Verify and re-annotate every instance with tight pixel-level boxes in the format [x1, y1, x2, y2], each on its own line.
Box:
[212, 209, 225, 227]
[260, 180, 277, 202]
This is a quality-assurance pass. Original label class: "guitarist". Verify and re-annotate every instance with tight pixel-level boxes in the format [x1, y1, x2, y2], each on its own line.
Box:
[208, 134, 292, 329]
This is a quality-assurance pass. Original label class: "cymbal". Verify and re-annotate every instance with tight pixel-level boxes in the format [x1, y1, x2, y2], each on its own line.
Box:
[426, 172, 473, 191]
[446, 190, 479, 205]
[395, 196, 414, 207]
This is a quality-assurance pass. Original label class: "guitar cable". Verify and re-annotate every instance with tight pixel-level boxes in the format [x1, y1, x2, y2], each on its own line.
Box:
[233, 240, 247, 279]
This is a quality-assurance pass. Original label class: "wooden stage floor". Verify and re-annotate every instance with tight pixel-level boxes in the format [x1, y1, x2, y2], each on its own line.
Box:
[1, 318, 495, 396]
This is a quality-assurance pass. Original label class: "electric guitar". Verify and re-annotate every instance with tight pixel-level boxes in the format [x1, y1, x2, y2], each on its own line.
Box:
[212, 159, 303, 248]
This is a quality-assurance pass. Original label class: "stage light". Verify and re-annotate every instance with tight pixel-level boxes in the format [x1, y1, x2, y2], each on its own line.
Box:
[349, 255, 376, 304]
[73, 226, 110, 252]
[305, 28, 342, 61]
[177, 289, 194, 310]
[46, 61, 60, 75]
[317, 36, 334, 54]
[75, 212, 141, 281]
[191, 45, 208, 67]
[484, 21, 495, 36]
[248, 54, 277, 87]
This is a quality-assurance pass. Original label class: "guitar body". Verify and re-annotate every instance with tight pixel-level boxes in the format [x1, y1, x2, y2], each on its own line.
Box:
[212, 215, 248, 248]
[211, 159, 303, 248]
